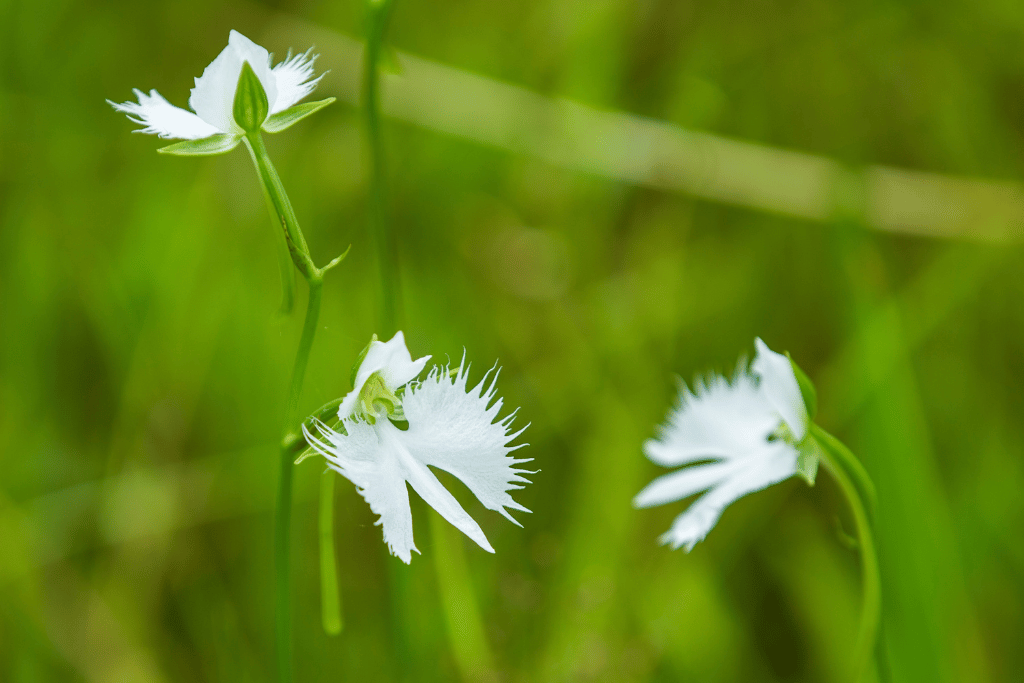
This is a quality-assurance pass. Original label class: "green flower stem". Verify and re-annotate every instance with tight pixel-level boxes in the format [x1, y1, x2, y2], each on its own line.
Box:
[273, 278, 322, 683]
[364, 0, 400, 335]
[244, 130, 349, 683]
[244, 132, 318, 280]
[320, 470, 343, 636]
[812, 423, 881, 683]
[812, 423, 877, 518]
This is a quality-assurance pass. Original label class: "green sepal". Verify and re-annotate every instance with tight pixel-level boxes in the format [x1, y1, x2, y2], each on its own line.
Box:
[786, 352, 817, 420]
[350, 334, 378, 388]
[157, 134, 242, 156]
[233, 61, 269, 133]
[795, 433, 824, 486]
[263, 98, 337, 133]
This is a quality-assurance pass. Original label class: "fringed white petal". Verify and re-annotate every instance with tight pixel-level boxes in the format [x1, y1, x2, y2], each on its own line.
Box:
[108, 89, 221, 139]
[633, 459, 743, 509]
[189, 30, 277, 135]
[378, 420, 494, 553]
[752, 338, 808, 440]
[402, 361, 533, 525]
[339, 331, 430, 419]
[303, 419, 418, 563]
[270, 48, 324, 113]
[659, 440, 798, 551]
[643, 373, 780, 468]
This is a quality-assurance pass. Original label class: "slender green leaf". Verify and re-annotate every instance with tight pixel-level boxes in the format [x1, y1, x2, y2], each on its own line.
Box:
[263, 98, 337, 134]
[157, 134, 241, 156]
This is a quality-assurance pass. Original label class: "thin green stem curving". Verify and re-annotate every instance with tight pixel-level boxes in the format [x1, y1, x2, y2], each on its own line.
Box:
[812, 423, 881, 683]
[364, 0, 400, 335]
[244, 129, 350, 683]
[244, 133, 318, 280]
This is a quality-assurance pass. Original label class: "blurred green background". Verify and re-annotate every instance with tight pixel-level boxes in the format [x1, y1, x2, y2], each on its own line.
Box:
[2, 0, 1023, 681]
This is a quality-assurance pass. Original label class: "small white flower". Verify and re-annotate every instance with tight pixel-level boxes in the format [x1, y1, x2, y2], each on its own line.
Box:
[304, 332, 532, 563]
[109, 30, 323, 139]
[634, 338, 809, 551]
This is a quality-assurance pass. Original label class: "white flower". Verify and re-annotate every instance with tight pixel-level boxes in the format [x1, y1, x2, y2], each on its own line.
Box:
[338, 331, 431, 420]
[109, 30, 323, 139]
[634, 338, 809, 551]
[303, 332, 532, 564]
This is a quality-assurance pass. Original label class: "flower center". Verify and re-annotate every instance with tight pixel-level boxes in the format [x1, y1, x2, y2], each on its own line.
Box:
[354, 371, 404, 423]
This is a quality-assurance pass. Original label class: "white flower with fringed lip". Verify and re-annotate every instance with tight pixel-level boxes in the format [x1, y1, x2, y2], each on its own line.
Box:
[304, 332, 533, 563]
[634, 338, 810, 551]
[109, 30, 331, 147]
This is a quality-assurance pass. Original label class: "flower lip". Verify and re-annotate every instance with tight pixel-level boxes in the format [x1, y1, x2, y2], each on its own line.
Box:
[751, 338, 809, 441]
[338, 331, 431, 420]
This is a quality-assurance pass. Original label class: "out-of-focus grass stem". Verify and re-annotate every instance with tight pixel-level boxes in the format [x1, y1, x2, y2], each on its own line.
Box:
[364, 0, 400, 336]
[320, 470, 343, 635]
[429, 513, 496, 682]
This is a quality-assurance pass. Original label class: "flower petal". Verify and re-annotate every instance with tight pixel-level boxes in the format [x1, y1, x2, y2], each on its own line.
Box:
[108, 89, 221, 139]
[303, 419, 418, 563]
[189, 30, 277, 135]
[659, 440, 798, 551]
[270, 48, 324, 114]
[402, 362, 533, 525]
[228, 30, 278, 110]
[339, 331, 430, 419]
[752, 338, 808, 440]
[378, 420, 494, 554]
[632, 459, 742, 509]
[644, 373, 780, 468]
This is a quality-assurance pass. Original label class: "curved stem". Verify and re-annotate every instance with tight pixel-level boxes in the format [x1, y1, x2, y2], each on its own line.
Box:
[813, 423, 877, 519]
[815, 427, 881, 683]
[244, 133, 318, 280]
[364, 0, 400, 335]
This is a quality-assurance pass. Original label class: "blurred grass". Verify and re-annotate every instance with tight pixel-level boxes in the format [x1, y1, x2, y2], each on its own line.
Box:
[2, 0, 1024, 681]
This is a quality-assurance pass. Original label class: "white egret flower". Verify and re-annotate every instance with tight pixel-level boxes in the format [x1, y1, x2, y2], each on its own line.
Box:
[109, 30, 329, 145]
[304, 332, 532, 563]
[634, 338, 810, 551]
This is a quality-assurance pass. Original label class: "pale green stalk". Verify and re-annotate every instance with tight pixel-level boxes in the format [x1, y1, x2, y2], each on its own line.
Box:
[320, 470, 343, 635]
[811, 423, 881, 683]
[364, 0, 400, 335]
[244, 130, 347, 683]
